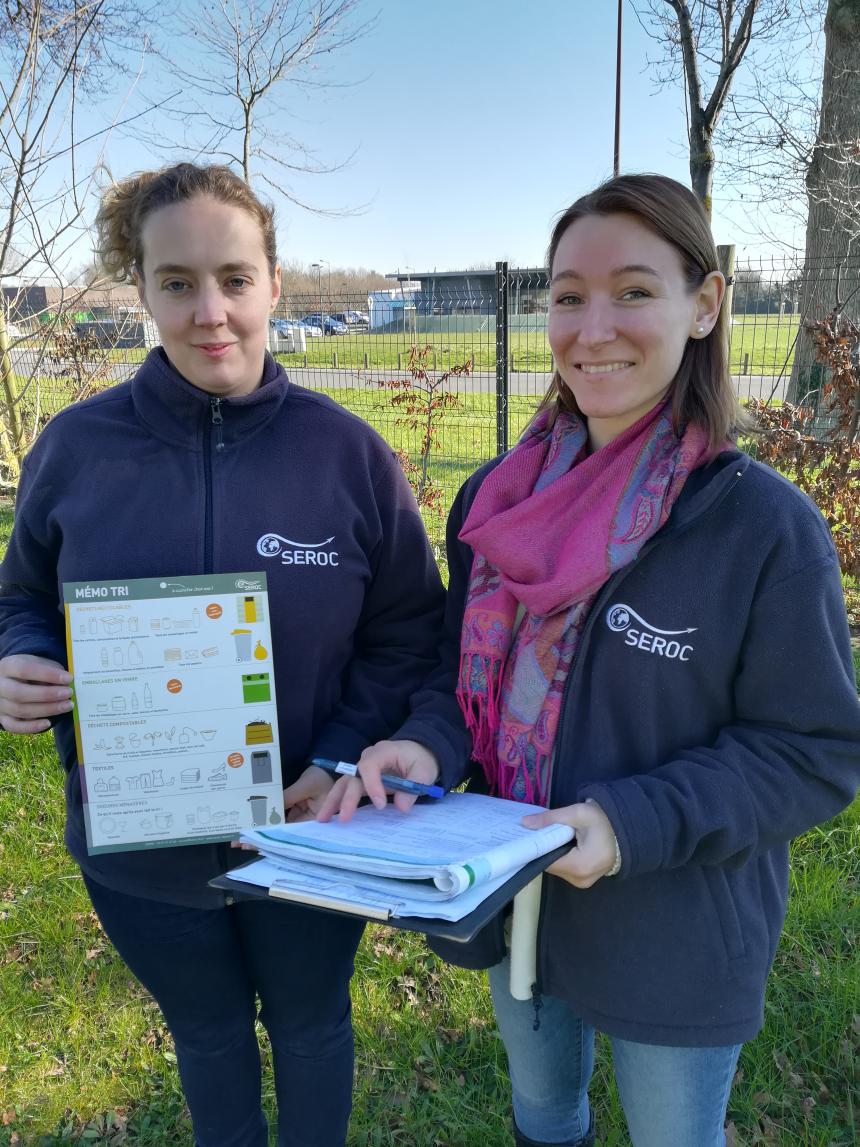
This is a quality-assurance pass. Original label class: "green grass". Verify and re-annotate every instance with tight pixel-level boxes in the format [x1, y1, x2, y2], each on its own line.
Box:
[728, 314, 800, 377]
[1, 730, 856, 1145]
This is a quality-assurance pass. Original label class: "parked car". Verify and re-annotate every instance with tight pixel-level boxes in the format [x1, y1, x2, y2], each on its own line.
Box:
[331, 310, 369, 330]
[270, 318, 304, 336]
[293, 317, 323, 338]
[301, 313, 349, 336]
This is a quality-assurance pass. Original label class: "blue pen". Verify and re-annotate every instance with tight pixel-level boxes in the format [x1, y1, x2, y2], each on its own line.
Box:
[310, 757, 445, 800]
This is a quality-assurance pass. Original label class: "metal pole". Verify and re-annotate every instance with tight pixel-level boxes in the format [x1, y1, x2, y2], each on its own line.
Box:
[717, 244, 736, 333]
[311, 262, 321, 330]
[495, 261, 509, 456]
[614, 0, 623, 177]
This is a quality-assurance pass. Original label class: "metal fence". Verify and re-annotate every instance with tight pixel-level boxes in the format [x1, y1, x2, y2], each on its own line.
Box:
[3, 254, 857, 545]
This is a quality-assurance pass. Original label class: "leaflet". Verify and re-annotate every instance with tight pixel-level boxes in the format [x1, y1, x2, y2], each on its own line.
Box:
[63, 572, 284, 855]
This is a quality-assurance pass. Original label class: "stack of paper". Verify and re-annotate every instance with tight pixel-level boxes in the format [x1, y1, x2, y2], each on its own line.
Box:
[227, 791, 573, 921]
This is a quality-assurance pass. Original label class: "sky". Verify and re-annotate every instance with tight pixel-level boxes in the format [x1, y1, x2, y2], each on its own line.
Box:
[19, 0, 824, 280]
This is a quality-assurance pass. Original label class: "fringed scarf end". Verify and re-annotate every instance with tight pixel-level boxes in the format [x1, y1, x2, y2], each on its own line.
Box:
[456, 649, 504, 793]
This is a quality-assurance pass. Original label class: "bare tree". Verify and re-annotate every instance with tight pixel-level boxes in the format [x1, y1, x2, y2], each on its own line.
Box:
[279, 260, 388, 300]
[0, 0, 164, 486]
[713, 31, 824, 239]
[164, 0, 374, 210]
[635, 1, 823, 218]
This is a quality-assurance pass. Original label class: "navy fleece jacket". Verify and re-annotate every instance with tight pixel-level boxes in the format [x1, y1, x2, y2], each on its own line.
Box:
[397, 449, 860, 1046]
[0, 349, 444, 906]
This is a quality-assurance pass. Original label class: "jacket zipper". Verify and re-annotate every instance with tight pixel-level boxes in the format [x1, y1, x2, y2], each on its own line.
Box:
[528, 461, 747, 1018]
[203, 397, 223, 574]
[203, 396, 232, 897]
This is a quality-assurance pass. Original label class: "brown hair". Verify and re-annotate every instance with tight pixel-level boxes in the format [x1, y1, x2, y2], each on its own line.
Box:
[95, 162, 278, 282]
[541, 173, 742, 451]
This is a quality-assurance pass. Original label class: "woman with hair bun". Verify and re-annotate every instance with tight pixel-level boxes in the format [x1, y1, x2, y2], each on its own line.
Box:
[322, 174, 860, 1146]
[0, 162, 443, 1146]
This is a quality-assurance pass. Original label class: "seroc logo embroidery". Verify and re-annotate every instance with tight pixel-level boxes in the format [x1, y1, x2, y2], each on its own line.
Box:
[605, 603, 696, 661]
[256, 532, 339, 568]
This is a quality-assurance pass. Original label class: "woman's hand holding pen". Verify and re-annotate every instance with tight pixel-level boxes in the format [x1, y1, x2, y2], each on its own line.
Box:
[0, 654, 73, 734]
[317, 740, 441, 822]
[523, 801, 619, 889]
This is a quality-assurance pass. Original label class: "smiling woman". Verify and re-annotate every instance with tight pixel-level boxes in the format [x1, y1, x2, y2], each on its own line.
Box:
[135, 200, 281, 397]
[0, 161, 444, 1147]
[547, 213, 723, 451]
[96, 164, 281, 398]
[320, 173, 860, 1147]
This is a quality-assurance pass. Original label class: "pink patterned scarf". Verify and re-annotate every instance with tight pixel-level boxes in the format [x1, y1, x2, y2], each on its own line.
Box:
[456, 400, 713, 805]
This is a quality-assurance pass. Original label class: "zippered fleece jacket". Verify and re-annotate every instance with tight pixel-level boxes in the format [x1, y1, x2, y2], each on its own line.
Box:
[396, 448, 860, 1047]
[0, 349, 444, 907]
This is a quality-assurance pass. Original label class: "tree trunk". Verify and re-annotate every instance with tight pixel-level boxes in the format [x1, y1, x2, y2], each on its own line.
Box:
[0, 309, 23, 485]
[689, 114, 715, 220]
[788, 0, 860, 405]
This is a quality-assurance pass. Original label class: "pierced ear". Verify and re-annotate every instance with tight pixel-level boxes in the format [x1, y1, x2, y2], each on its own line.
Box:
[692, 270, 725, 336]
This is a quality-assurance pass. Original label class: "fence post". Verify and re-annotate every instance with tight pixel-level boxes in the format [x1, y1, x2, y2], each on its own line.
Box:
[717, 244, 736, 327]
[495, 260, 509, 456]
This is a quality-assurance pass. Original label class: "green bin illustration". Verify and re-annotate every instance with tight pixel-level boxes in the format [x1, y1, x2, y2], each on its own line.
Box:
[242, 672, 271, 704]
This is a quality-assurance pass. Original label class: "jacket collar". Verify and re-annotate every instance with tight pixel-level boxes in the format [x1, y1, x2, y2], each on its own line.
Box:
[664, 447, 750, 534]
[131, 348, 290, 449]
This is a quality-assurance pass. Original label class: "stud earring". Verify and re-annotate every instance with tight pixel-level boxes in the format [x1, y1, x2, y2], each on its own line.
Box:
[696, 325, 705, 335]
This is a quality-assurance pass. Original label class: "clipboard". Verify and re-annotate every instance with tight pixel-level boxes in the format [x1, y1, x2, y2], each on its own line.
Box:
[209, 844, 569, 943]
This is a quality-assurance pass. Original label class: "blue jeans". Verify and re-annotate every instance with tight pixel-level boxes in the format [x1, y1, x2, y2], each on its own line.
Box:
[489, 957, 741, 1147]
[84, 874, 364, 1147]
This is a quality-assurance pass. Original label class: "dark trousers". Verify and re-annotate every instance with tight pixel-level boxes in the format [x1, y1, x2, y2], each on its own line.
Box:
[84, 874, 365, 1147]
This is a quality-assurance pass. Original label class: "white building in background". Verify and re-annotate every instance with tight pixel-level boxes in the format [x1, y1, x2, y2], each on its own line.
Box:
[367, 287, 420, 331]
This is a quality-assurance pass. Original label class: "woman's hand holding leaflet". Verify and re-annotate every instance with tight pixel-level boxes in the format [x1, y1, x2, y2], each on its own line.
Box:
[0, 654, 73, 734]
[524, 800, 618, 888]
[231, 765, 337, 849]
[316, 739, 441, 822]
[283, 765, 336, 823]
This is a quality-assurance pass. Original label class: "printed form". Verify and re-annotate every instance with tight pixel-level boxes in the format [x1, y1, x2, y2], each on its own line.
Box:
[236, 791, 574, 917]
[64, 572, 284, 854]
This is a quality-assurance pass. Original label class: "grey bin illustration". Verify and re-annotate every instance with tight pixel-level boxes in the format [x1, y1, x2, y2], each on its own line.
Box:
[247, 795, 268, 826]
[251, 751, 272, 784]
